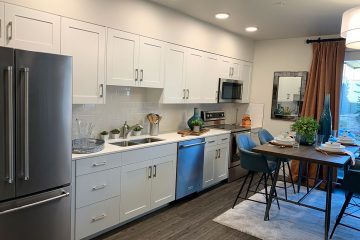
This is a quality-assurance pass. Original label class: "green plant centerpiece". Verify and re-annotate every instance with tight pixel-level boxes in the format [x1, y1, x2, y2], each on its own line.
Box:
[191, 119, 204, 132]
[132, 124, 143, 136]
[291, 117, 319, 145]
[100, 131, 109, 136]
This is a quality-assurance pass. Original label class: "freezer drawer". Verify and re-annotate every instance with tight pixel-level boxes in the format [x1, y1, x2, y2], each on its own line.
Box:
[0, 186, 71, 240]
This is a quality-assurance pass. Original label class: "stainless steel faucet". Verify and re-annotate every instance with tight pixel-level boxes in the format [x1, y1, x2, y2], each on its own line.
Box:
[122, 121, 131, 139]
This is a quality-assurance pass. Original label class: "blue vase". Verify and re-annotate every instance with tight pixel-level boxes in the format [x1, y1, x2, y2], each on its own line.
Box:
[187, 108, 203, 130]
[318, 94, 332, 142]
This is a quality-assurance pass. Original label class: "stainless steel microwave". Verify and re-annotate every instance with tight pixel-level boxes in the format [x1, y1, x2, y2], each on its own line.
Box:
[218, 78, 243, 103]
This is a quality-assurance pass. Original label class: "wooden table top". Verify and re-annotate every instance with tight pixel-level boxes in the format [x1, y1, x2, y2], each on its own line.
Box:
[253, 144, 359, 167]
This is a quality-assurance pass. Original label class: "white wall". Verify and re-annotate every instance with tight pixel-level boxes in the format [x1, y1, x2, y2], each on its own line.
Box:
[250, 37, 313, 135]
[4, 0, 254, 61]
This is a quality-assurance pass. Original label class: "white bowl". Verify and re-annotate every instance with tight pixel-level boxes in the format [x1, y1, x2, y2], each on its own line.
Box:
[324, 142, 341, 148]
[320, 144, 345, 152]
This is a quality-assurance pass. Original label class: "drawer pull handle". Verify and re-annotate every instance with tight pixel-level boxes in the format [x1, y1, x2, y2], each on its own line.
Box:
[208, 140, 215, 143]
[92, 161, 107, 167]
[221, 138, 228, 141]
[92, 213, 106, 222]
[92, 184, 106, 191]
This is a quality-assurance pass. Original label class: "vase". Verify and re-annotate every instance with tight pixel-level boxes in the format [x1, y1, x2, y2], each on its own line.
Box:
[318, 94, 332, 142]
[132, 130, 141, 136]
[187, 108, 203, 130]
[100, 134, 109, 142]
[297, 133, 315, 146]
[193, 126, 200, 133]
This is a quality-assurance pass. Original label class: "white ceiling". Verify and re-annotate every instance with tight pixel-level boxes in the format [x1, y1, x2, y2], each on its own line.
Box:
[149, 0, 360, 40]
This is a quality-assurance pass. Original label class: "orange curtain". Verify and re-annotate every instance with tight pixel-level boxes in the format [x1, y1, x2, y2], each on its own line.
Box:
[291, 40, 345, 186]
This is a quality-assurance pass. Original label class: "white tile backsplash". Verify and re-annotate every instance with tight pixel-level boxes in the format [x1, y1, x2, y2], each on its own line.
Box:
[73, 86, 249, 138]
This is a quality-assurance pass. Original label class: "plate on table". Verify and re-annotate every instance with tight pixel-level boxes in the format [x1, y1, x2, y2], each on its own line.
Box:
[319, 144, 345, 153]
[274, 137, 295, 146]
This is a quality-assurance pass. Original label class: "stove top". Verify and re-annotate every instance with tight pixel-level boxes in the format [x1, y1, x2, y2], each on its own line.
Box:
[209, 124, 251, 133]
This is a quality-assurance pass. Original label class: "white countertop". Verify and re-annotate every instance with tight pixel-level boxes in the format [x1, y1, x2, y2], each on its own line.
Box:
[72, 129, 231, 161]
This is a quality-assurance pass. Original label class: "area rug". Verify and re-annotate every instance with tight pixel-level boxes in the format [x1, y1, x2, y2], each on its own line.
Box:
[213, 184, 360, 240]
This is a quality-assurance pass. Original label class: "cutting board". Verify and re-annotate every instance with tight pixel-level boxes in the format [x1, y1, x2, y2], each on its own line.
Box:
[177, 128, 210, 137]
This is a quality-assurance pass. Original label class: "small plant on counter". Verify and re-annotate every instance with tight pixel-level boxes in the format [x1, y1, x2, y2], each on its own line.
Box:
[99, 131, 109, 141]
[132, 124, 144, 136]
[291, 117, 319, 145]
[110, 129, 121, 139]
[191, 119, 203, 133]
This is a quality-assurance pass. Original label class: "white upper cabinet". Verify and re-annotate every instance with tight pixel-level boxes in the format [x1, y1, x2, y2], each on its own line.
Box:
[0, 3, 4, 46]
[138, 36, 165, 88]
[240, 61, 252, 103]
[186, 49, 204, 103]
[163, 43, 187, 103]
[107, 29, 139, 87]
[203, 53, 220, 103]
[61, 18, 106, 104]
[220, 57, 232, 79]
[231, 61, 241, 80]
[4, 4, 60, 53]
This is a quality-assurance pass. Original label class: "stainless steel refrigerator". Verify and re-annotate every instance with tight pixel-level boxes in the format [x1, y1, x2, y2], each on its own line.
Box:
[0, 47, 72, 240]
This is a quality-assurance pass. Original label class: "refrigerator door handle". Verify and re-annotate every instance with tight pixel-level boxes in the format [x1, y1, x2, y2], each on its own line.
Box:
[21, 68, 30, 181]
[6, 66, 14, 184]
[0, 190, 70, 216]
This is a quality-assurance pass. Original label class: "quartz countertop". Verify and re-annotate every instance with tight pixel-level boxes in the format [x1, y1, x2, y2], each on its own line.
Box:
[72, 129, 231, 160]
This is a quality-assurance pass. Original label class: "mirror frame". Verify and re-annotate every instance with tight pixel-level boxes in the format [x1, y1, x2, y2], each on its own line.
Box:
[271, 71, 308, 121]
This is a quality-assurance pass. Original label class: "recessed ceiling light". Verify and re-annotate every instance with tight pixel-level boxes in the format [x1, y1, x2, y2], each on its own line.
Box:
[245, 26, 258, 32]
[215, 13, 230, 20]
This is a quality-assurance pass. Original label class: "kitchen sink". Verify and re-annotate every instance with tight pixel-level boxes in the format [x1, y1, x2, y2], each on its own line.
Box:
[110, 141, 139, 147]
[129, 138, 164, 144]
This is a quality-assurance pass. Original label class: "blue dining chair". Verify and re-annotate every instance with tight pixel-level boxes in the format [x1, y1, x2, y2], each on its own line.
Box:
[258, 129, 296, 200]
[232, 133, 280, 210]
[330, 160, 360, 238]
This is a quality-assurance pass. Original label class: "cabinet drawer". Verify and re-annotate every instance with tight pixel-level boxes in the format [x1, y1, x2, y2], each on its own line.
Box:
[217, 134, 230, 145]
[205, 136, 217, 147]
[75, 197, 120, 240]
[122, 143, 177, 165]
[76, 153, 122, 176]
[76, 168, 121, 208]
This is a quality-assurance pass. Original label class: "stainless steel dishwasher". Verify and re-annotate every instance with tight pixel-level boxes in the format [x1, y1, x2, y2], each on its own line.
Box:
[176, 138, 205, 200]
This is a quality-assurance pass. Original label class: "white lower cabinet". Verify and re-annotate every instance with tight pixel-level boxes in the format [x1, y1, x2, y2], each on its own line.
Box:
[203, 134, 230, 189]
[75, 197, 120, 240]
[120, 146, 177, 222]
[120, 160, 152, 221]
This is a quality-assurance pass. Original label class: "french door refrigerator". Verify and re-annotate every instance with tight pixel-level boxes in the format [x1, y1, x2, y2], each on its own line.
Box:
[0, 47, 72, 240]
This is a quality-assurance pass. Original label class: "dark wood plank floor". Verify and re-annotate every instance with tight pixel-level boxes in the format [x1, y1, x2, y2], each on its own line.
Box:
[95, 178, 259, 240]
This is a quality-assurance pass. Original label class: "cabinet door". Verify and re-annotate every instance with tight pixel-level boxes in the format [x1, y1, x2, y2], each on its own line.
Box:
[219, 57, 231, 78]
[61, 18, 106, 104]
[162, 44, 187, 103]
[107, 29, 139, 87]
[203, 145, 217, 189]
[215, 144, 229, 182]
[0, 3, 4, 46]
[186, 49, 204, 103]
[5, 4, 60, 53]
[138, 36, 164, 88]
[202, 53, 220, 103]
[150, 155, 176, 209]
[240, 61, 252, 103]
[231, 60, 241, 80]
[120, 160, 151, 222]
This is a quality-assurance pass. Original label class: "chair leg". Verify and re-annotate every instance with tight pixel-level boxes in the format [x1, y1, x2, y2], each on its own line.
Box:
[255, 173, 265, 193]
[282, 161, 288, 200]
[232, 172, 250, 208]
[264, 173, 269, 204]
[270, 173, 280, 210]
[287, 161, 296, 194]
[245, 172, 255, 199]
[330, 192, 354, 238]
[305, 161, 309, 193]
[298, 161, 303, 193]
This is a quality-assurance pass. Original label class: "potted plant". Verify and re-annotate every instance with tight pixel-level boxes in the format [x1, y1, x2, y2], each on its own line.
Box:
[110, 129, 120, 139]
[291, 117, 319, 145]
[99, 131, 109, 141]
[191, 119, 203, 133]
[132, 124, 143, 136]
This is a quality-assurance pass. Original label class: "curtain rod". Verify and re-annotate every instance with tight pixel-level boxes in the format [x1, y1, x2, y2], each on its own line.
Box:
[306, 37, 345, 44]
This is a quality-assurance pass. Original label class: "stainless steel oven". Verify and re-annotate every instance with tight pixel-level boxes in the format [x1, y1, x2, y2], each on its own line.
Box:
[218, 78, 243, 103]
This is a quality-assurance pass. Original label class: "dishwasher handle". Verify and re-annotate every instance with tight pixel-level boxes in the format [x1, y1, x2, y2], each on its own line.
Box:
[179, 141, 206, 149]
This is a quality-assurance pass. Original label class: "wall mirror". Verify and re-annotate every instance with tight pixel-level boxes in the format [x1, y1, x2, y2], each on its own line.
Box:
[271, 71, 308, 121]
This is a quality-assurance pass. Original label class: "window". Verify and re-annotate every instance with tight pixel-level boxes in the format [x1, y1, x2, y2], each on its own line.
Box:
[339, 60, 360, 140]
